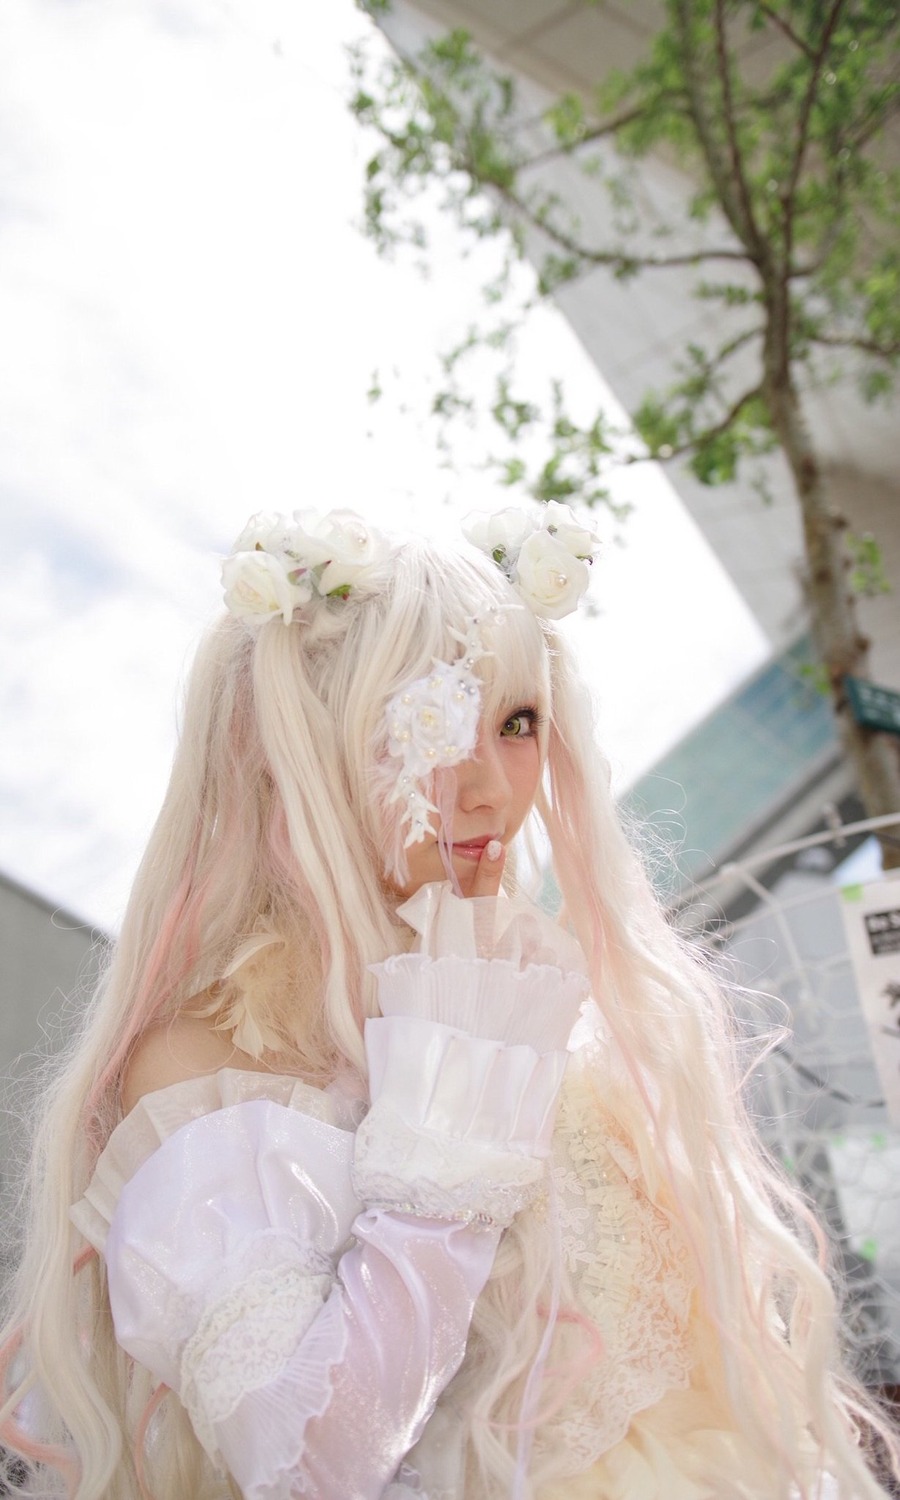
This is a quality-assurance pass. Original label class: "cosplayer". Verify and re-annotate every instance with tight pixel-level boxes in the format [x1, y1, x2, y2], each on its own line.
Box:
[1, 504, 898, 1499]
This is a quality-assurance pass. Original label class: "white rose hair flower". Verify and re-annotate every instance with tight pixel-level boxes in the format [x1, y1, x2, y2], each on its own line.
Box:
[462, 507, 535, 563]
[462, 502, 599, 619]
[221, 507, 392, 626]
[221, 549, 308, 627]
[376, 617, 497, 879]
[516, 529, 590, 620]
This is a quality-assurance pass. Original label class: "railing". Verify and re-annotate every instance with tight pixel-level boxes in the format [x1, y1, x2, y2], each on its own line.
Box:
[675, 812, 900, 1386]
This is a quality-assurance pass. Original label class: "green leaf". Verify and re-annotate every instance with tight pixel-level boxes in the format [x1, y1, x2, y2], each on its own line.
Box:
[633, 396, 684, 456]
[861, 368, 894, 403]
[544, 92, 587, 147]
[847, 531, 891, 598]
[691, 429, 739, 485]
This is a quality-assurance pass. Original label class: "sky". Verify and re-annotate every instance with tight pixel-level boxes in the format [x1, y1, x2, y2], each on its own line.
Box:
[0, 0, 770, 932]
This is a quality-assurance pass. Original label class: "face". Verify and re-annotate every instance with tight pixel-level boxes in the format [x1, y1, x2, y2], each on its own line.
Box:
[393, 700, 543, 899]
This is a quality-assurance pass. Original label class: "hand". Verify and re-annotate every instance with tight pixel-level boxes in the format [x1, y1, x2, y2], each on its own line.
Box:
[468, 839, 505, 900]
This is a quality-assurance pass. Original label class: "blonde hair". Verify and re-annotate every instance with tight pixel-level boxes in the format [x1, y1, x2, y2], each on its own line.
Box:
[2, 536, 897, 1498]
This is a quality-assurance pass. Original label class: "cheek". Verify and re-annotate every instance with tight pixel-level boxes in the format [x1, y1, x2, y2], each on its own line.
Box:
[509, 741, 542, 822]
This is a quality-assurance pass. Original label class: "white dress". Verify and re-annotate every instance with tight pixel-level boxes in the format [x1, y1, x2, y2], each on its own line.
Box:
[70, 886, 808, 1499]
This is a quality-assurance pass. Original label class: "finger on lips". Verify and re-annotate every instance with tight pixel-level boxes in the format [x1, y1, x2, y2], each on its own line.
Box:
[472, 839, 505, 897]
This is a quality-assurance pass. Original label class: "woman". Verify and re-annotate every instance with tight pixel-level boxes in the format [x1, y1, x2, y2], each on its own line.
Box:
[1, 504, 897, 1499]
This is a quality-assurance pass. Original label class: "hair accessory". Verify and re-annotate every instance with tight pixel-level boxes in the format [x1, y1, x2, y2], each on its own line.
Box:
[462, 501, 600, 620]
[222, 508, 392, 626]
[384, 618, 497, 850]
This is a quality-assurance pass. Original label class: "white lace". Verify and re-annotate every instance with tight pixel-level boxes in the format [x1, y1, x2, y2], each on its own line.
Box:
[180, 1233, 334, 1461]
[353, 1101, 546, 1228]
[540, 1065, 695, 1472]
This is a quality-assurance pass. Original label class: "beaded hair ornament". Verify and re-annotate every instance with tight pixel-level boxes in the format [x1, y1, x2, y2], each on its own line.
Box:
[221, 502, 598, 853]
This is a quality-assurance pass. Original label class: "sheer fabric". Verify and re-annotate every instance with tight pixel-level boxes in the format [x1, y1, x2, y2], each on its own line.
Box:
[73, 887, 588, 1498]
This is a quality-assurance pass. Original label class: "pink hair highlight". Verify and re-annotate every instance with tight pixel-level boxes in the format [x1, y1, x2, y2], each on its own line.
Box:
[134, 1384, 170, 1500]
[84, 838, 205, 1142]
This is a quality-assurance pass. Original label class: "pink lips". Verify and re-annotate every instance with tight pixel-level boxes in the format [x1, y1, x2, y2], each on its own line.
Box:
[451, 836, 500, 863]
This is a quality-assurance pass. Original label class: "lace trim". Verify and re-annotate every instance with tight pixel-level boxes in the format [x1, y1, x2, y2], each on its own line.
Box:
[353, 1103, 545, 1229]
[217, 1287, 349, 1500]
[541, 1065, 695, 1472]
[181, 1257, 332, 1461]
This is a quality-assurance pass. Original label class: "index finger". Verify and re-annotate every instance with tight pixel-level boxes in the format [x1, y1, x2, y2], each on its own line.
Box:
[469, 839, 505, 898]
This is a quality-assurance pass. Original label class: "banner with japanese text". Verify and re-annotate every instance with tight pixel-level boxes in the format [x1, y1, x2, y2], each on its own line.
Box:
[841, 878, 900, 1127]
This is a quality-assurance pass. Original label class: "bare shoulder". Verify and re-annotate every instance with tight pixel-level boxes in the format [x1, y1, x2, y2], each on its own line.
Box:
[121, 1004, 272, 1116]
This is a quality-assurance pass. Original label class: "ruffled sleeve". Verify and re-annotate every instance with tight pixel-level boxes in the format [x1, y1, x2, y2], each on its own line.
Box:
[71, 887, 590, 1499]
[76, 1076, 499, 1500]
[354, 884, 589, 1229]
[105, 1100, 359, 1482]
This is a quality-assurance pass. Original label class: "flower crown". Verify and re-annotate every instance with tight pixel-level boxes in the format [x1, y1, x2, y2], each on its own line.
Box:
[221, 501, 599, 627]
[222, 502, 599, 857]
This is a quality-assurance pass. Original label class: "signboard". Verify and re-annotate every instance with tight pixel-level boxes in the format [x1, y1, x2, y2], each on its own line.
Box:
[845, 676, 900, 737]
[841, 877, 900, 1126]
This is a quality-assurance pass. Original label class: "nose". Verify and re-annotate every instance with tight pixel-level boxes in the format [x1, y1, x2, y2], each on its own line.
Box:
[454, 726, 511, 817]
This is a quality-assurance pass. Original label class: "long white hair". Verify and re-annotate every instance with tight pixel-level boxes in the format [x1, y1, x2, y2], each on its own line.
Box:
[1, 537, 897, 1498]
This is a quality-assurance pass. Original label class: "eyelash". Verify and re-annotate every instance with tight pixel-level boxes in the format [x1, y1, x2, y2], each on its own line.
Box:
[499, 706, 540, 738]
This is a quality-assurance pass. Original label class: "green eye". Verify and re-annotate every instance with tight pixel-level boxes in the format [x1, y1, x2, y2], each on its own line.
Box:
[500, 709, 538, 738]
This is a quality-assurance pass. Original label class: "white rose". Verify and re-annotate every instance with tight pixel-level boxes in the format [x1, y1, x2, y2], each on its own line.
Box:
[289, 508, 391, 594]
[387, 662, 481, 778]
[462, 507, 537, 566]
[230, 511, 283, 554]
[221, 551, 308, 626]
[514, 530, 590, 619]
[542, 501, 599, 560]
[266, 515, 331, 572]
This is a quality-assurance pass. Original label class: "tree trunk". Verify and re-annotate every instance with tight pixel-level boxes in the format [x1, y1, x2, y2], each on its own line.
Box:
[764, 341, 900, 867]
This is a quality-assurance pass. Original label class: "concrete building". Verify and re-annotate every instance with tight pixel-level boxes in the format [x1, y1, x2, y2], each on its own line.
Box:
[0, 873, 106, 1270]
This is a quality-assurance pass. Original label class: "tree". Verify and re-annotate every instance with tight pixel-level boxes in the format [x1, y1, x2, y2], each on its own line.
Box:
[349, 0, 900, 858]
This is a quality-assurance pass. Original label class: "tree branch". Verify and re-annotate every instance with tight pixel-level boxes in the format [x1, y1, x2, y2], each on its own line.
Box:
[755, 3, 817, 61]
[782, 0, 847, 230]
[673, 0, 762, 264]
[632, 384, 766, 464]
[714, 0, 763, 255]
[716, 324, 766, 362]
[519, 97, 684, 170]
[482, 171, 750, 273]
[810, 332, 900, 359]
[846, 77, 900, 153]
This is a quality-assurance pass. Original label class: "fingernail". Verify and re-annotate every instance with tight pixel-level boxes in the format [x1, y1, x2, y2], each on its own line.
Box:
[486, 840, 503, 862]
